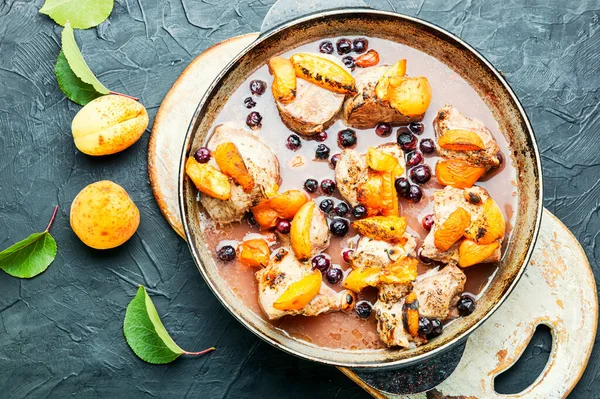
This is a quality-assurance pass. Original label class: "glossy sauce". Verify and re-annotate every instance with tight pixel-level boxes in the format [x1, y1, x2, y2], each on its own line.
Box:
[199, 37, 518, 350]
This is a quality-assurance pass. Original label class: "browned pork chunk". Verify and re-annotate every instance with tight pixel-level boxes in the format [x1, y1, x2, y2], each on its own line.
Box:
[256, 247, 353, 320]
[275, 54, 345, 136]
[342, 66, 426, 129]
[434, 105, 501, 167]
[200, 124, 281, 224]
[413, 263, 466, 320]
[420, 186, 502, 264]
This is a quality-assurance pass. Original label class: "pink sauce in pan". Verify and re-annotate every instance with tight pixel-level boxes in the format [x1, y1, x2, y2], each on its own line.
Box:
[198, 37, 518, 350]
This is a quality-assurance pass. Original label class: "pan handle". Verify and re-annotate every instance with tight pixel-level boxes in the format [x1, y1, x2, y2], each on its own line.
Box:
[260, 0, 370, 34]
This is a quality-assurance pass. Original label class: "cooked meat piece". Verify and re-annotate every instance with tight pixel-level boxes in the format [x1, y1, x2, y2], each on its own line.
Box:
[200, 124, 281, 224]
[374, 283, 427, 348]
[434, 105, 501, 167]
[256, 247, 351, 320]
[334, 149, 367, 207]
[350, 234, 417, 270]
[420, 186, 501, 264]
[276, 53, 345, 136]
[413, 263, 466, 320]
[309, 207, 331, 256]
[334, 143, 405, 207]
[342, 65, 424, 129]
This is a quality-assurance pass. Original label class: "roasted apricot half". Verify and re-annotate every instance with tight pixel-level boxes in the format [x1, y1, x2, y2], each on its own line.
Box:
[273, 271, 322, 311]
[290, 53, 356, 95]
[343, 266, 381, 293]
[438, 129, 485, 151]
[464, 198, 506, 244]
[459, 239, 500, 267]
[290, 201, 315, 261]
[402, 292, 420, 337]
[387, 76, 432, 117]
[436, 159, 486, 189]
[213, 142, 255, 193]
[185, 157, 231, 200]
[237, 239, 270, 268]
[379, 257, 418, 284]
[375, 59, 407, 101]
[434, 207, 471, 252]
[268, 56, 297, 104]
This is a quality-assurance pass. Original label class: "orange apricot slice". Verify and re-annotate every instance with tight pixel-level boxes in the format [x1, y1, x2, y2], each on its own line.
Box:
[273, 271, 322, 311]
[352, 216, 408, 243]
[289, 53, 356, 95]
[438, 129, 485, 151]
[436, 159, 486, 189]
[185, 157, 231, 200]
[380, 171, 399, 216]
[379, 257, 418, 285]
[366, 147, 401, 173]
[387, 76, 432, 117]
[458, 239, 500, 267]
[464, 198, 506, 244]
[355, 49, 380, 68]
[290, 201, 315, 261]
[375, 59, 407, 101]
[268, 190, 309, 220]
[213, 142, 255, 192]
[237, 239, 270, 268]
[402, 292, 420, 337]
[434, 207, 471, 252]
[343, 267, 382, 293]
[268, 56, 297, 104]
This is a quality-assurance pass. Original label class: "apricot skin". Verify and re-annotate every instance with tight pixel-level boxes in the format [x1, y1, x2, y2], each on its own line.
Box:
[72, 95, 148, 156]
[70, 181, 140, 249]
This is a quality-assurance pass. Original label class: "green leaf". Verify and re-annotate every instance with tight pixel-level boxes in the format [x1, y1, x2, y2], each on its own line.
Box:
[55, 51, 103, 106]
[61, 21, 110, 95]
[124, 286, 215, 364]
[40, 0, 114, 30]
[0, 232, 57, 278]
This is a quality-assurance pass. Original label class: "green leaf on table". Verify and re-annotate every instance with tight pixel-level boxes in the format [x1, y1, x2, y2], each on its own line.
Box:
[123, 286, 215, 364]
[40, 0, 114, 30]
[55, 51, 103, 106]
[0, 206, 59, 278]
[61, 21, 110, 95]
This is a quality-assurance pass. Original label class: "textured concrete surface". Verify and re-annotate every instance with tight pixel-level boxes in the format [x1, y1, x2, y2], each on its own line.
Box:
[0, 0, 598, 398]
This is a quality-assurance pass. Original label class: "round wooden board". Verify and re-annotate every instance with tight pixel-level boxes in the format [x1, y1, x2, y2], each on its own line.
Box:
[148, 35, 598, 398]
[149, 33, 259, 238]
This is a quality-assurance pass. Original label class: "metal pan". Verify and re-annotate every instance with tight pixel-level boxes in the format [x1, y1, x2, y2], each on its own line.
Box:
[178, 3, 543, 371]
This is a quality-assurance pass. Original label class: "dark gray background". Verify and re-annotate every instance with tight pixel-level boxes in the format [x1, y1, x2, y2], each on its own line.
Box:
[0, 0, 598, 397]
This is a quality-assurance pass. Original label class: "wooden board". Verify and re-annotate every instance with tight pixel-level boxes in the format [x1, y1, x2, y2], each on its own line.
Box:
[148, 34, 598, 398]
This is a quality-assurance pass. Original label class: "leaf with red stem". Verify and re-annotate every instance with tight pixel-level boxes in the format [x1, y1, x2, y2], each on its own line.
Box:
[123, 286, 215, 364]
[0, 206, 59, 278]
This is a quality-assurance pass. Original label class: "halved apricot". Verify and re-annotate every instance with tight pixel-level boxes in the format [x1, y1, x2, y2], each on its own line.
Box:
[375, 59, 407, 101]
[273, 271, 322, 311]
[237, 239, 270, 268]
[268, 56, 297, 104]
[379, 257, 418, 284]
[436, 159, 486, 189]
[458, 239, 500, 267]
[357, 171, 384, 216]
[366, 147, 401, 173]
[438, 129, 485, 151]
[387, 76, 432, 117]
[290, 201, 315, 261]
[213, 142, 255, 193]
[380, 172, 399, 216]
[252, 199, 279, 229]
[290, 53, 356, 95]
[185, 157, 231, 200]
[343, 266, 381, 293]
[268, 190, 309, 220]
[402, 292, 419, 337]
[434, 207, 471, 252]
[464, 198, 506, 244]
[352, 216, 407, 243]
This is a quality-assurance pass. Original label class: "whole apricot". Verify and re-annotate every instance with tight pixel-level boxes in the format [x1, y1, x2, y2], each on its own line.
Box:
[71, 95, 148, 156]
[70, 181, 140, 249]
